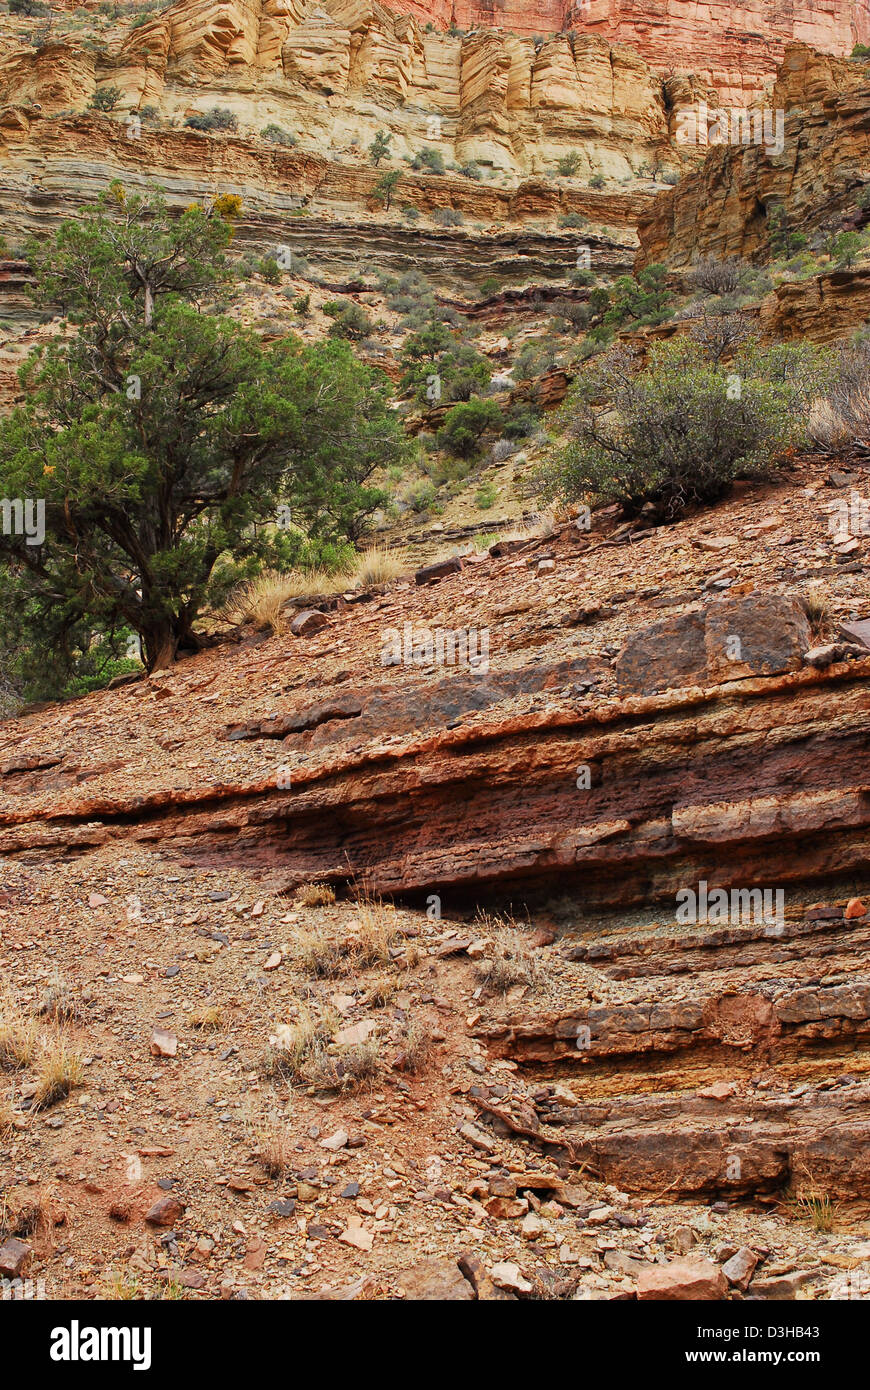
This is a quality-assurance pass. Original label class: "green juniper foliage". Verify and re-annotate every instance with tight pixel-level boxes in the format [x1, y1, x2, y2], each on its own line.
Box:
[0, 184, 405, 690]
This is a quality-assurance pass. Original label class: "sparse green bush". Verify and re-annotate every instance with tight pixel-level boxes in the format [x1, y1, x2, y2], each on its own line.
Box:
[261, 124, 296, 147]
[411, 147, 446, 175]
[439, 398, 503, 457]
[185, 107, 238, 133]
[89, 86, 122, 112]
[432, 207, 464, 226]
[589, 172, 605, 189]
[538, 337, 836, 522]
[556, 150, 582, 176]
[327, 301, 373, 341]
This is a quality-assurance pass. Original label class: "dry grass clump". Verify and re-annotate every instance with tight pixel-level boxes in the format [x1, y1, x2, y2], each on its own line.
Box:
[473, 915, 540, 997]
[395, 1018, 432, 1074]
[297, 898, 400, 978]
[353, 545, 406, 588]
[263, 1007, 380, 1093]
[305, 1037, 381, 1093]
[249, 1111, 293, 1176]
[188, 1005, 223, 1030]
[0, 984, 37, 1071]
[786, 1165, 839, 1232]
[0, 1093, 14, 1138]
[801, 582, 833, 639]
[103, 1269, 142, 1301]
[222, 568, 348, 633]
[33, 1035, 85, 1110]
[36, 971, 79, 1024]
[297, 881, 336, 907]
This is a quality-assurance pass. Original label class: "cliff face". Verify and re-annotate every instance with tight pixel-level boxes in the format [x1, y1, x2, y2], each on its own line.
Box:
[386, 0, 870, 101]
[0, 0, 704, 186]
[636, 43, 870, 270]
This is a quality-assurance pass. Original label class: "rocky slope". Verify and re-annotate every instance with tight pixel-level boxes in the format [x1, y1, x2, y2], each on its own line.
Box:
[1, 457, 869, 1300]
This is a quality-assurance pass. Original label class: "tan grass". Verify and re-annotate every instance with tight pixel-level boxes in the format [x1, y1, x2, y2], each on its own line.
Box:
[0, 984, 37, 1071]
[34, 1034, 84, 1109]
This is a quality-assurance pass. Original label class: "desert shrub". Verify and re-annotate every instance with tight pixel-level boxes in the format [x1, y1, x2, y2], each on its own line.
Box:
[690, 255, 741, 296]
[411, 147, 446, 175]
[439, 398, 503, 457]
[539, 338, 835, 521]
[559, 212, 587, 228]
[89, 86, 121, 112]
[327, 301, 373, 341]
[368, 130, 391, 165]
[768, 203, 807, 257]
[475, 480, 497, 508]
[556, 150, 582, 176]
[605, 263, 672, 327]
[185, 107, 237, 133]
[258, 256, 281, 284]
[261, 124, 296, 147]
[808, 342, 870, 450]
[458, 160, 482, 180]
[432, 207, 464, 226]
[589, 172, 605, 189]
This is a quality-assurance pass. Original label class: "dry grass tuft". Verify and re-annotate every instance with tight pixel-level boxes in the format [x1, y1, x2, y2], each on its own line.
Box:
[353, 546, 406, 588]
[786, 1165, 839, 1232]
[222, 568, 348, 633]
[802, 582, 833, 639]
[473, 914, 540, 997]
[188, 1005, 223, 1030]
[297, 882, 336, 908]
[34, 1035, 85, 1110]
[297, 897, 400, 978]
[396, 1018, 432, 1074]
[249, 1111, 293, 1176]
[0, 984, 37, 1071]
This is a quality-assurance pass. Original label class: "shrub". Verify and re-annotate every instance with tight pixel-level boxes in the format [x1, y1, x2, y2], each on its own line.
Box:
[689, 255, 741, 296]
[185, 107, 238, 133]
[259, 255, 281, 284]
[475, 480, 497, 509]
[589, 172, 605, 189]
[480, 275, 501, 296]
[261, 124, 296, 146]
[89, 86, 122, 112]
[373, 170, 401, 210]
[539, 338, 835, 522]
[9, 0, 49, 13]
[604, 263, 672, 327]
[432, 207, 464, 226]
[556, 150, 582, 176]
[368, 130, 391, 166]
[559, 212, 587, 228]
[768, 203, 807, 257]
[439, 398, 503, 457]
[327, 301, 373, 341]
[458, 160, 482, 180]
[411, 147, 446, 175]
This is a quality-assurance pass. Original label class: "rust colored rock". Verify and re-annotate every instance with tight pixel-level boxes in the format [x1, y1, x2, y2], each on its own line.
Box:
[637, 1259, 728, 1300]
[846, 898, 867, 919]
[398, 1258, 474, 1300]
[705, 593, 811, 683]
[414, 556, 464, 585]
[615, 608, 706, 696]
[289, 609, 329, 637]
[145, 1194, 185, 1227]
[458, 1252, 517, 1300]
[0, 1237, 31, 1278]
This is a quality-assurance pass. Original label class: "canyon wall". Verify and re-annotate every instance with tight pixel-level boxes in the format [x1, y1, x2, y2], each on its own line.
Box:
[385, 0, 870, 100]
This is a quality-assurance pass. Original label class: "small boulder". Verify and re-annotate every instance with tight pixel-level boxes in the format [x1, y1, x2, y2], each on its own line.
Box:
[722, 1247, 759, 1292]
[636, 1258, 727, 1301]
[414, 556, 463, 585]
[290, 609, 328, 637]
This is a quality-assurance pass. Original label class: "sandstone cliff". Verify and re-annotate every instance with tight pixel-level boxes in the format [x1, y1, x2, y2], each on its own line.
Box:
[636, 42, 870, 269]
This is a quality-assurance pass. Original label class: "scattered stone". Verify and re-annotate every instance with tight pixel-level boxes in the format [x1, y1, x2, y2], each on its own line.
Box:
[490, 1261, 532, 1295]
[415, 556, 463, 585]
[636, 1259, 727, 1301]
[150, 1028, 178, 1058]
[145, 1194, 185, 1227]
[398, 1258, 474, 1300]
[723, 1247, 759, 1291]
[290, 609, 329, 637]
[0, 1238, 31, 1278]
[320, 1129, 349, 1151]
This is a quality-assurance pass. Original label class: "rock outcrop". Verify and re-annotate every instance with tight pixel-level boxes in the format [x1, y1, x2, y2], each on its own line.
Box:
[637, 43, 870, 270]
